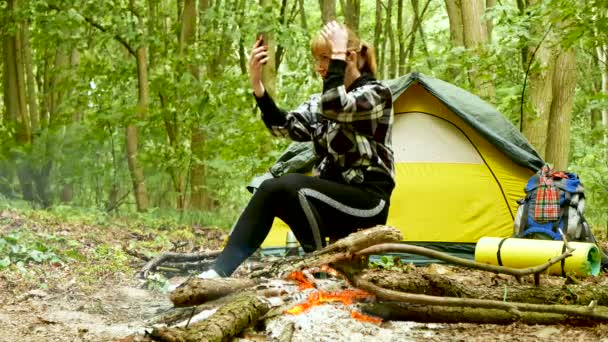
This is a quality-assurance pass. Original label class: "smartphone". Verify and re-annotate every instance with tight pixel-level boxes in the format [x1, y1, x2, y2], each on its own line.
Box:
[257, 33, 266, 47]
[257, 33, 267, 65]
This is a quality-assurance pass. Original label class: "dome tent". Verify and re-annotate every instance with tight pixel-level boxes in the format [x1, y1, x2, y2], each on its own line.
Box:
[252, 72, 544, 255]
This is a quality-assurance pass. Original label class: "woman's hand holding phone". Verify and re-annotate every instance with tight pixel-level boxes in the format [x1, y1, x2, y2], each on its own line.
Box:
[249, 36, 268, 98]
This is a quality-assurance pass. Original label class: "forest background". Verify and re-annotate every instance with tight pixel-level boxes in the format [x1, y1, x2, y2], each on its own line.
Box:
[1, 0, 608, 233]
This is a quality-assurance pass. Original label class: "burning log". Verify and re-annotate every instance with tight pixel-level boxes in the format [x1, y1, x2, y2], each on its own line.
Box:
[150, 293, 271, 342]
[170, 278, 259, 307]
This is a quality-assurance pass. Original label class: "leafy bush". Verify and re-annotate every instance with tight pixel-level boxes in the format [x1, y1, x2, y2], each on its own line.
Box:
[0, 231, 63, 271]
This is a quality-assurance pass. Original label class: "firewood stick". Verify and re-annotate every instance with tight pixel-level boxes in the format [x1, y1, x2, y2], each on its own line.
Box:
[150, 293, 271, 342]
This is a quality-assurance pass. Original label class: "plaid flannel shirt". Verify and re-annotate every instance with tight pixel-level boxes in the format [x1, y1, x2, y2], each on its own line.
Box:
[255, 60, 394, 187]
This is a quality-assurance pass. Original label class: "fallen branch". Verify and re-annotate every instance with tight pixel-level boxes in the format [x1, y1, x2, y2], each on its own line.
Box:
[249, 225, 402, 279]
[351, 275, 608, 321]
[355, 242, 574, 285]
[140, 251, 221, 279]
[159, 260, 215, 273]
[359, 302, 605, 326]
[359, 269, 608, 306]
[150, 293, 271, 342]
[170, 278, 259, 307]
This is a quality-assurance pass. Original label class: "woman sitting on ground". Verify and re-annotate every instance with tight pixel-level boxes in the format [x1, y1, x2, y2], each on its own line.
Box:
[200, 21, 395, 278]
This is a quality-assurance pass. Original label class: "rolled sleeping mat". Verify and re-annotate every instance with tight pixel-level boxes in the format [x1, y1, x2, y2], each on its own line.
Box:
[475, 237, 601, 277]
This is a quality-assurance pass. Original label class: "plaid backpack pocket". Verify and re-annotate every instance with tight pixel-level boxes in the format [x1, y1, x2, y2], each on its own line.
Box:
[532, 166, 561, 223]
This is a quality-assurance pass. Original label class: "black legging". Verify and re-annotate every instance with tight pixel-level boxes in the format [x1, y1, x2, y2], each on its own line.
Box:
[214, 173, 390, 276]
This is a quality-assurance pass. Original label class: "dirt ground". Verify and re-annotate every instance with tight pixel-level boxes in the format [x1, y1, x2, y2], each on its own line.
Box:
[1, 209, 608, 342]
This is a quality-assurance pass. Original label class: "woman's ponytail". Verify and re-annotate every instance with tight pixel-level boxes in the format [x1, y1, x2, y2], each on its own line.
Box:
[359, 43, 377, 77]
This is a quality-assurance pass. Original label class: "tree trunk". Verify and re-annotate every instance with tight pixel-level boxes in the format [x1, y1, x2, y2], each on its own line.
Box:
[345, 0, 360, 33]
[45, 45, 69, 204]
[3, 0, 34, 201]
[22, 21, 39, 134]
[485, 0, 496, 42]
[236, 0, 248, 75]
[59, 48, 83, 204]
[460, 0, 494, 100]
[298, 0, 308, 31]
[522, 48, 554, 158]
[598, 44, 608, 160]
[445, 0, 463, 47]
[275, 0, 289, 72]
[521, 0, 554, 157]
[545, 48, 577, 170]
[14, 17, 30, 142]
[397, 0, 405, 75]
[404, 0, 419, 74]
[444, 0, 463, 79]
[127, 47, 150, 212]
[179, 0, 197, 56]
[181, 0, 208, 211]
[39, 50, 52, 130]
[380, 3, 389, 78]
[259, 0, 277, 97]
[190, 127, 210, 210]
[374, 0, 383, 75]
[320, 0, 336, 24]
[386, 0, 397, 78]
[151, 294, 271, 342]
[461, 0, 487, 49]
[147, 0, 158, 68]
[415, 3, 432, 71]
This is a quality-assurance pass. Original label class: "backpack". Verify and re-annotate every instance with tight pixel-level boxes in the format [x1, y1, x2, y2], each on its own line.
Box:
[513, 165, 592, 242]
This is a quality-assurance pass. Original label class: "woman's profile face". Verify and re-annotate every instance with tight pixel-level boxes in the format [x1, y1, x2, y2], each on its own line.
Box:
[313, 51, 331, 79]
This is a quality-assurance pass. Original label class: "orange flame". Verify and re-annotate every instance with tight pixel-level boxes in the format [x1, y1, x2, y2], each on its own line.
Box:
[286, 271, 315, 290]
[285, 288, 374, 315]
[350, 310, 383, 324]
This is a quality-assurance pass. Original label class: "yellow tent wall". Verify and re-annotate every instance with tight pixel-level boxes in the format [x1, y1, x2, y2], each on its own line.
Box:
[389, 83, 533, 242]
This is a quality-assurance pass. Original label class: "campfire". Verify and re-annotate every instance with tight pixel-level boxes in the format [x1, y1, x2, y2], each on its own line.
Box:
[125, 226, 608, 342]
[283, 269, 382, 324]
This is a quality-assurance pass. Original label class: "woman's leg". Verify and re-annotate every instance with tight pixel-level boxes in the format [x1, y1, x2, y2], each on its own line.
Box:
[213, 174, 389, 276]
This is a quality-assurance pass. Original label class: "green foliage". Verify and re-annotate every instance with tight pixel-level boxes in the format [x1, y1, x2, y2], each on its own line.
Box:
[570, 125, 608, 231]
[369, 255, 404, 271]
[1, 0, 607, 236]
[0, 230, 64, 272]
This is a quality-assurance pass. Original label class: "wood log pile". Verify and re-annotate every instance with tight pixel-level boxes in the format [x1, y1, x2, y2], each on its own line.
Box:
[123, 226, 608, 342]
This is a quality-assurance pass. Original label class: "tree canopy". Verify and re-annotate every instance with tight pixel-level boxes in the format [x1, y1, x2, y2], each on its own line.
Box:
[1, 0, 607, 229]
